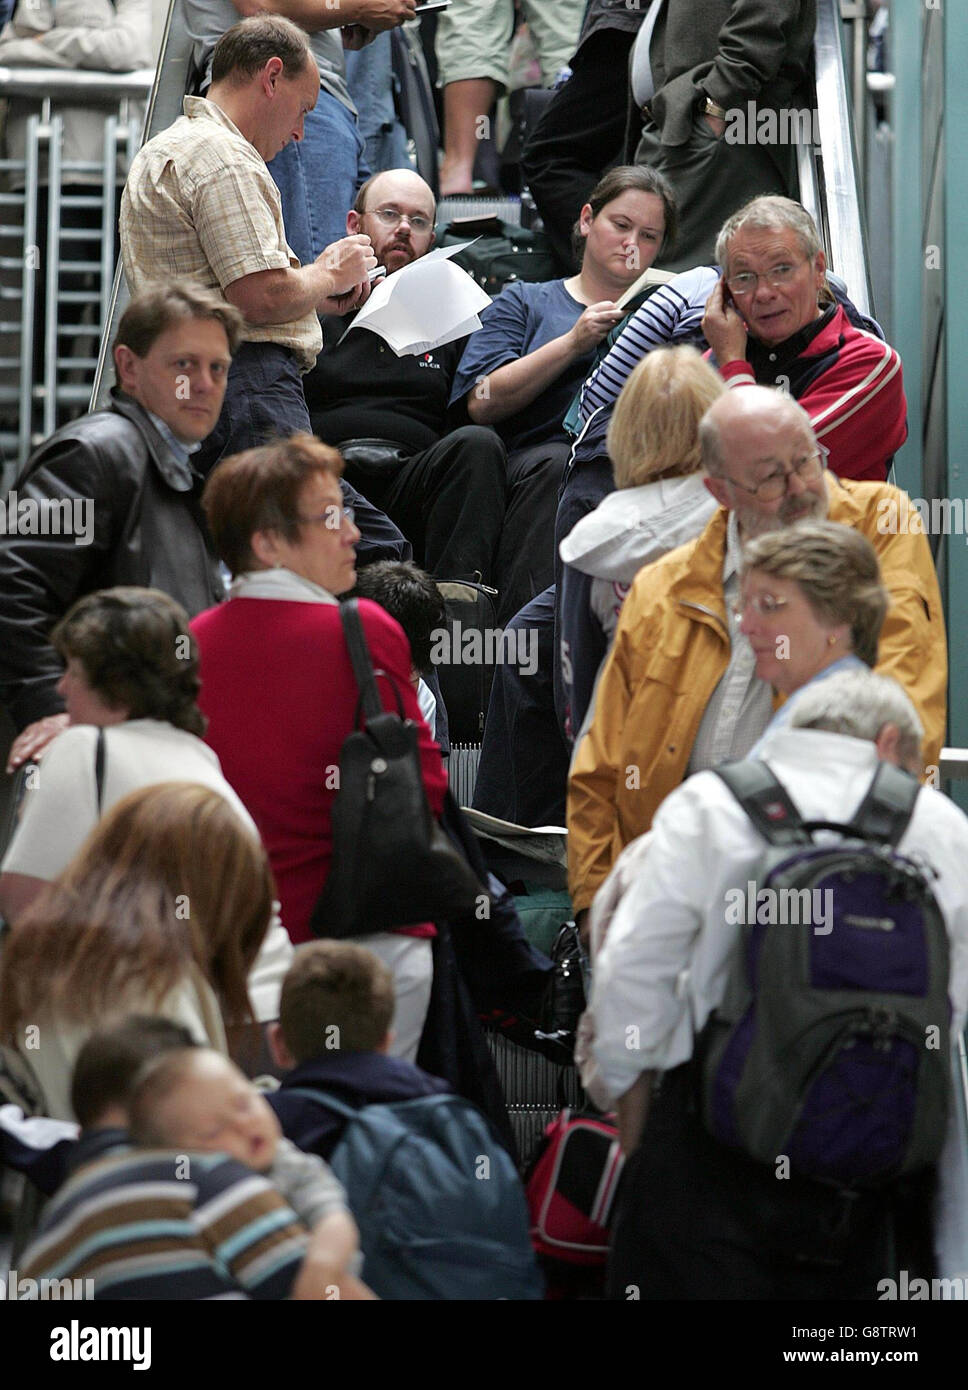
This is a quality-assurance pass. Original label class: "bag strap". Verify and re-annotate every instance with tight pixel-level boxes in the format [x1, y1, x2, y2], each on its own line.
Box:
[282, 1085, 360, 1121]
[717, 757, 920, 851]
[848, 760, 920, 847]
[94, 726, 106, 816]
[714, 760, 811, 848]
[337, 599, 384, 724]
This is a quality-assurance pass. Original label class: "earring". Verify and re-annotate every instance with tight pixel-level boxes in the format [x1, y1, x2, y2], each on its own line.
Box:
[826, 634, 838, 647]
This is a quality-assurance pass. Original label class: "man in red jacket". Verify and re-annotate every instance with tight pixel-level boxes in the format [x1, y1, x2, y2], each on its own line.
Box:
[701, 195, 906, 482]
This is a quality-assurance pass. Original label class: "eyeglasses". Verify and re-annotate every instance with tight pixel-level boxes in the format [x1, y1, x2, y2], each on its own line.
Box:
[296, 505, 355, 530]
[725, 260, 807, 296]
[731, 593, 790, 621]
[720, 446, 828, 503]
[366, 206, 434, 235]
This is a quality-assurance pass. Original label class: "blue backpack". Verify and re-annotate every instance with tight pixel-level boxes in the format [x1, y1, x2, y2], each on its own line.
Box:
[288, 1089, 544, 1300]
[702, 759, 950, 1188]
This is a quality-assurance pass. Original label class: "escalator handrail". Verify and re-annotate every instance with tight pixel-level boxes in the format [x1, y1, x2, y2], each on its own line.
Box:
[812, 0, 873, 318]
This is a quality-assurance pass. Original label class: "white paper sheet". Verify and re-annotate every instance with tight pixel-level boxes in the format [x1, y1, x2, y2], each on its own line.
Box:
[342, 241, 492, 356]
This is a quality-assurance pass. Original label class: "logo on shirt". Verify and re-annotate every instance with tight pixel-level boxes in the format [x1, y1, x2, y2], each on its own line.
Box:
[417, 353, 440, 370]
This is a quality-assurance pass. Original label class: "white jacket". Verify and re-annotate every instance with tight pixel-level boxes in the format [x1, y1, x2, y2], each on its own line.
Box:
[586, 726, 968, 1278]
[559, 472, 718, 645]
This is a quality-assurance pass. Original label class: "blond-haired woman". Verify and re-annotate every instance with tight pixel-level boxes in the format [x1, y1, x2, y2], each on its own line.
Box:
[0, 782, 274, 1119]
[558, 345, 725, 740]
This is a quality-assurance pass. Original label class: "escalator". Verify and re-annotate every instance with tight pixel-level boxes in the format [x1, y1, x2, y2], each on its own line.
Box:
[88, 1, 968, 1233]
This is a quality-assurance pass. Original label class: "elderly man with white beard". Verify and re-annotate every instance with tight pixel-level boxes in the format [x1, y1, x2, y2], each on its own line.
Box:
[567, 386, 947, 922]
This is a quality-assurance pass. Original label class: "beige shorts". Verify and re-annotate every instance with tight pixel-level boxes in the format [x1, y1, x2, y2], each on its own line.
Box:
[436, 0, 585, 90]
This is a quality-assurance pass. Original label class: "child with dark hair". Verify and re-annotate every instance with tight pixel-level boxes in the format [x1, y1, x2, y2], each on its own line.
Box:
[353, 560, 446, 736]
[70, 1016, 198, 1131]
[1, 1015, 195, 1197]
[267, 941, 451, 1161]
[16, 1019, 372, 1300]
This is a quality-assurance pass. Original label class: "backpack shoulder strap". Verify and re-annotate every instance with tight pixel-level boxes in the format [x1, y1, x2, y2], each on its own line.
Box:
[338, 598, 384, 724]
[281, 1085, 359, 1120]
[714, 760, 811, 848]
[850, 761, 920, 846]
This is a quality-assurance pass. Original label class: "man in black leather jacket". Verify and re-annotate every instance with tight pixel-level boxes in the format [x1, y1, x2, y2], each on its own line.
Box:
[1, 281, 242, 772]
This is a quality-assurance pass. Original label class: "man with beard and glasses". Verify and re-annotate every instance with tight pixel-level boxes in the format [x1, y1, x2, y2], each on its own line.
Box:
[566, 386, 946, 924]
[302, 168, 507, 585]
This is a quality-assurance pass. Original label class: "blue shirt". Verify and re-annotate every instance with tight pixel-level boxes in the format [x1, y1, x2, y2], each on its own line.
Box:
[450, 279, 591, 452]
[748, 655, 869, 757]
[146, 408, 200, 489]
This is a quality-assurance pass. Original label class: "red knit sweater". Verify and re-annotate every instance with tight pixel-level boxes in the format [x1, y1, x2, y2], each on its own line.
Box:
[191, 597, 447, 945]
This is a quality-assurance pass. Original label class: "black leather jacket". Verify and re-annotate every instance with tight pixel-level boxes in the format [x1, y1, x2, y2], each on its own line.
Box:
[0, 392, 223, 731]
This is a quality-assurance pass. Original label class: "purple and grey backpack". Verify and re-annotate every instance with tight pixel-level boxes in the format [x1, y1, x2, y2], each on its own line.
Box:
[701, 759, 950, 1188]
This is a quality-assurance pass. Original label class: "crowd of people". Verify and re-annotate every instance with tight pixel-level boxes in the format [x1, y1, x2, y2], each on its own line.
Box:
[1, 1, 966, 1306]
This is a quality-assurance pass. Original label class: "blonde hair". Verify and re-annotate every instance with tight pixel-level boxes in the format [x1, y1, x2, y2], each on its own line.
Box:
[607, 346, 726, 488]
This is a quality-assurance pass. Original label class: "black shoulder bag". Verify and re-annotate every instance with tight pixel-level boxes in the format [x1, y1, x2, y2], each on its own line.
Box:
[310, 600, 484, 939]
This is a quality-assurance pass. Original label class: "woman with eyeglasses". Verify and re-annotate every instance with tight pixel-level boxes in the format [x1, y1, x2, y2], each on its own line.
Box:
[451, 164, 677, 623]
[191, 435, 447, 1063]
[737, 520, 889, 746]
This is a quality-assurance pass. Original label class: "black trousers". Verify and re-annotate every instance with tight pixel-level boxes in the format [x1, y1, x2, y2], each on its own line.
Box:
[494, 439, 571, 627]
[343, 425, 507, 583]
[521, 29, 640, 277]
[471, 585, 569, 827]
[607, 1063, 937, 1301]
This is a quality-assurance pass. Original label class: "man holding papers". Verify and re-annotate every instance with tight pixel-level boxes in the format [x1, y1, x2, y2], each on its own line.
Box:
[303, 170, 508, 585]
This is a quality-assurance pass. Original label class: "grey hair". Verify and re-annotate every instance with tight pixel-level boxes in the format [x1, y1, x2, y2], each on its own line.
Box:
[787, 669, 924, 766]
[715, 195, 823, 270]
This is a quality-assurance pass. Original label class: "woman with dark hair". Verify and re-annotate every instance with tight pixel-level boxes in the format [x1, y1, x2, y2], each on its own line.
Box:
[192, 434, 448, 1064]
[450, 165, 676, 623]
[0, 782, 274, 1119]
[0, 586, 293, 1031]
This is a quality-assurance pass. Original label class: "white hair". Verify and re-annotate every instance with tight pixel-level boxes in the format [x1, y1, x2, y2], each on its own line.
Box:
[788, 669, 923, 764]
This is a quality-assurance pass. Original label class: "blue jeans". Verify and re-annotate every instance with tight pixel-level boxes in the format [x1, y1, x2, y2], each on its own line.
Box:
[268, 92, 369, 265]
[344, 35, 410, 175]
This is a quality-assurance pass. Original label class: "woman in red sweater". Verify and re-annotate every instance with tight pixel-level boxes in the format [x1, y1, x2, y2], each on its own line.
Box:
[192, 435, 447, 1062]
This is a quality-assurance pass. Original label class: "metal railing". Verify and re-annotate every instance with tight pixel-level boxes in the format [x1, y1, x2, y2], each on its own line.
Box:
[92, 0, 195, 411]
[0, 66, 152, 482]
[809, 0, 874, 317]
